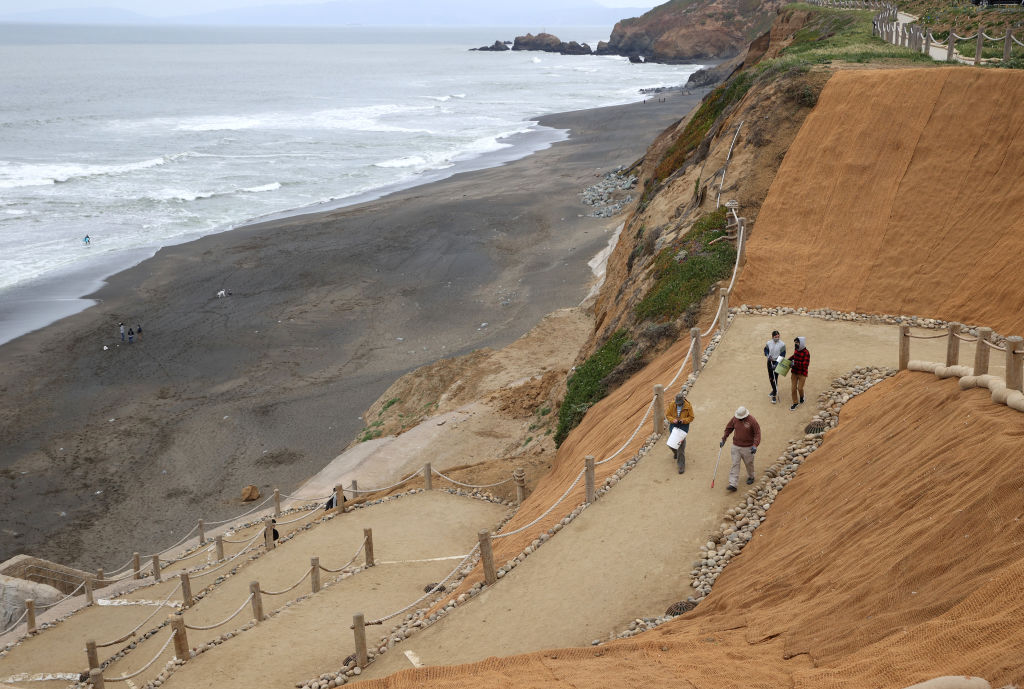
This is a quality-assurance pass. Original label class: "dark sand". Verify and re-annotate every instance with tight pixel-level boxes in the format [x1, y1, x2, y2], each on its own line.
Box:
[0, 93, 700, 570]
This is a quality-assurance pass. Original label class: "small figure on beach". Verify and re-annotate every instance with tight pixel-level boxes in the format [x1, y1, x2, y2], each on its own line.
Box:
[119, 322, 125, 341]
[127, 328, 134, 344]
[789, 337, 811, 411]
[763, 330, 786, 404]
[136, 323, 143, 340]
[82, 234, 90, 245]
[720, 407, 760, 492]
[665, 391, 694, 474]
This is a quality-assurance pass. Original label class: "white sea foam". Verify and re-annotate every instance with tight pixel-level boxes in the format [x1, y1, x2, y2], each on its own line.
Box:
[241, 182, 281, 193]
[0, 157, 169, 189]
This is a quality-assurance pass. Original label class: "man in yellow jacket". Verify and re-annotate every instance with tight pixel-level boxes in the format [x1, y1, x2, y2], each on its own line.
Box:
[666, 391, 695, 474]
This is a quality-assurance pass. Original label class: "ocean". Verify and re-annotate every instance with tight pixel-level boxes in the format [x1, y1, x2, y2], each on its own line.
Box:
[0, 24, 703, 344]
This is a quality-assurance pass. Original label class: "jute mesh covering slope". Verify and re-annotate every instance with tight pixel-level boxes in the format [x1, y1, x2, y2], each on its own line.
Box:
[733, 67, 1024, 336]
[363, 373, 1024, 688]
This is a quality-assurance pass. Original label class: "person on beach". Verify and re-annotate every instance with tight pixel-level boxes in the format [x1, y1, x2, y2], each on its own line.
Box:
[119, 322, 125, 341]
[720, 407, 760, 492]
[665, 391, 695, 474]
[763, 330, 786, 404]
[789, 336, 811, 411]
[136, 323, 143, 340]
[127, 328, 134, 344]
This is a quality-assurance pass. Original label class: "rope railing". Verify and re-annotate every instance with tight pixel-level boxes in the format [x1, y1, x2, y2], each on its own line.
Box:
[184, 594, 254, 631]
[954, 332, 978, 342]
[494, 469, 586, 539]
[34, 580, 86, 610]
[347, 468, 424, 495]
[189, 532, 263, 580]
[143, 524, 199, 561]
[157, 542, 214, 568]
[596, 396, 657, 466]
[272, 508, 321, 526]
[258, 567, 313, 596]
[202, 494, 276, 527]
[366, 545, 480, 626]
[95, 582, 182, 648]
[105, 628, 177, 682]
[318, 537, 368, 574]
[0, 608, 29, 636]
[280, 491, 335, 501]
[430, 468, 514, 489]
[983, 338, 1008, 351]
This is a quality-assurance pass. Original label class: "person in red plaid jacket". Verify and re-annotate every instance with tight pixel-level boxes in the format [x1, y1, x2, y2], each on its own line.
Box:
[789, 336, 810, 410]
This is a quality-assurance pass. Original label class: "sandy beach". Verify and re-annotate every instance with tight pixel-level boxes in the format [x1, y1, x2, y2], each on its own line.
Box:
[0, 92, 702, 570]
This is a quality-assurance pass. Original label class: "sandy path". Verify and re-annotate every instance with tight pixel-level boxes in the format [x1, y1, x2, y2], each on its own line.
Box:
[357, 313, 960, 679]
[1, 492, 506, 689]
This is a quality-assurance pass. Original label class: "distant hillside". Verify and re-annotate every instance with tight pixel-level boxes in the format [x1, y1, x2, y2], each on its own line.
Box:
[598, 0, 787, 61]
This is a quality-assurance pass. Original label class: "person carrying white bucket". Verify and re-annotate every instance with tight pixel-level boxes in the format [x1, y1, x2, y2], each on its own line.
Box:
[719, 406, 760, 492]
[665, 391, 694, 474]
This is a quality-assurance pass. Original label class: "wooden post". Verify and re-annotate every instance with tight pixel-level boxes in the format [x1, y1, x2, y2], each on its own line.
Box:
[513, 468, 527, 504]
[478, 530, 497, 585]
[333, 484, 346, 513]
[311, 557, 321, 593]
[946, 322, 962, 366]
[653, 384, 665, 435]
[691, 327, 702, 374]
[974, 327, 993, 375]
[169, 614, 189, 661]
[273, 488, 281, 516]
[84, 578, 94, 606]
[424, 462, 432, 491]
[180, 572, 194, 608]
[363, 528, 375, 567]
[947, 32, 956, 61]
[264, 518, 275, 550]
[89, 668, 105, 689]
[352, 613, 369, 668]
[1004, 27, 1012, 62]
[350, 480, 358, 499]
[198, 519, 205, 545]
[975, 31, 983, 66]
[717, 288, 730, 332]
[86, 640, 100, 670]
[249, 581, 264, 622]
[1005, 336, 1024, 392]
[924, 28, 931, 55]
[584, 456, 596, 504]
[215, 535, 225, 561]
[899, 324, 910, 371]
[25, 599, 36, 634]
[133, 552, 141, 580]
[151, 555, 162, 582]
[95, 568, 103, 586]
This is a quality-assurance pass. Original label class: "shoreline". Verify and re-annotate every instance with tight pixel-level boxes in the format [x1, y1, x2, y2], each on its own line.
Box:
[0, 90, 704, 569]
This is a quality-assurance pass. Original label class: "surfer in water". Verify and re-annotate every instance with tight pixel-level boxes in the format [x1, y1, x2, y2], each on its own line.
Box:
[82, 235, 91, 245]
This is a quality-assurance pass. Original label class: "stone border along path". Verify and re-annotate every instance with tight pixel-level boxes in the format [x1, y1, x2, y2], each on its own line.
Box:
[348, 308, 959, 684]
[0, 490, 509, 689]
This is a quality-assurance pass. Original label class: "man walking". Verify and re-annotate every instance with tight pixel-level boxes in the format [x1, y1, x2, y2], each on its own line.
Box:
[119, 322, 125, 342]
[720, 407, 760, 492]
[789, 336, 810, 411]
[763, 330, 786, 404]
[665, 391, 695, 474]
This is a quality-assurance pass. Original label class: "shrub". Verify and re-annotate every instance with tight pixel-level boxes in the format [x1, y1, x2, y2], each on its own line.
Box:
[554, 329, 630, 446]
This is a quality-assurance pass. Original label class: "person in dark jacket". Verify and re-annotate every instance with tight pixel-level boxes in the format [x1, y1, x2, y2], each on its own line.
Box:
[720, 406, 761, 491]
[763, 330, 786, 404]
[789, 336, 811, 410]
[665, 391, 695, 474]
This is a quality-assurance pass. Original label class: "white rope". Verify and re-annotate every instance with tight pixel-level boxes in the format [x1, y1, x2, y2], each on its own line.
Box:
[347, 467, 424, 495]
[954, 333, 978, 342]
[280, 492, 334, 501]
[159, 543, 214, 568]
[143, 524, 199, 560]
[666, 346, 694, 389]
[716, 120, 744, 208]
[367, 545, 479, 625]
[431, 469, 514, 489]
[184, 594, 254, 631]
[595, 396, 655, 466]
[96, 582, 182, 648]
[35, 580, 86, 610]
[203, 494, 276, 527]
[105, 628, 177, 682]
[700, 298, 724, 338]
[983, 338, 1007, 351]
[103, 556, 137, 578]
[1013, 35, 1024, 47]
[319, 537, 368, 574]
[272, 508, 319, 526]
[493, 469, 586, 539]
[259, 568, 312, 596]
[983, 32, 1003, 41]
[907, 332, 947, 339]
[0, 608, 28, 635]
[190, 531, 262, 579]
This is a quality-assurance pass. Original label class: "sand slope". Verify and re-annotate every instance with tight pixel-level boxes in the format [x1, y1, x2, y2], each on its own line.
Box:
[733, 68, 1024, 336]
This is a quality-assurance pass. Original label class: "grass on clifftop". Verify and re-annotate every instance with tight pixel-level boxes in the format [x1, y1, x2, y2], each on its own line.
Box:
[635, 207, 736, 323]
[777, 4, 935, 65]
[554, 329, 630, 447]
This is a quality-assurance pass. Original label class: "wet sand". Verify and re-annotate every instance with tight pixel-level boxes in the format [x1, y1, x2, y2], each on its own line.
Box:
[0, 92, 701, 569]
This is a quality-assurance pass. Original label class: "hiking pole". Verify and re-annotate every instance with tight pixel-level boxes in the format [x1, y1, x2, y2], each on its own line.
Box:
[710, 445, 724, 489]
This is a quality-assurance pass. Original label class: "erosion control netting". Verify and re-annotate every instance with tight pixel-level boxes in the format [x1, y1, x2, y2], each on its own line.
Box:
[364, 373, 1024, 688]
[733, 68, 1024, 336]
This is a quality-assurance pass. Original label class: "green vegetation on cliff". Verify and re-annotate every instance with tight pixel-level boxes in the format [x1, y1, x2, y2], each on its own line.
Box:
[555, 329, 630, 446]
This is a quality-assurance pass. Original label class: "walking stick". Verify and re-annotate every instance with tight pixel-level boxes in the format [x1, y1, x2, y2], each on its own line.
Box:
[710, 444, 724, 488]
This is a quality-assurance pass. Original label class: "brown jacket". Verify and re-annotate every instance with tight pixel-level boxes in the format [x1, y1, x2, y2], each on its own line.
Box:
[666, 399, 695, 426]
[722, 415, 761, 447]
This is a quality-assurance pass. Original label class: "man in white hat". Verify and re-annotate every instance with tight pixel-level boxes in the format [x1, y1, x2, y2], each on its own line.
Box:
[719, 406, 761, 492]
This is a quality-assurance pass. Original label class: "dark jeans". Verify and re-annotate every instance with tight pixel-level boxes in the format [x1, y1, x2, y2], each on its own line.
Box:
[767, 358, 779, 397]
[670, 422, 690, 470]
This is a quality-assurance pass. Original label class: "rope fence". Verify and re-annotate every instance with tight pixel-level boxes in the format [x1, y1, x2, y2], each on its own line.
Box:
[366, 545, 480, 626]
[105, 628, 177, 683]
[899, 323, 1024, 397]
[184, 594, 254, 632]
[0, 608, 28, 636]
[318, 537, 368, 574]
[430, 469, 514, 489]
[258, 568, 313, 596]
[95, 582, 181, 649]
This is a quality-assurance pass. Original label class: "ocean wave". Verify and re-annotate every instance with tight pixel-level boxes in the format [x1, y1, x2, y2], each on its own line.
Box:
[0, 154, 189, 190]
[121, 104, 435, 134]
[241, 182, 281, 193]
[373, 126, 533, 172]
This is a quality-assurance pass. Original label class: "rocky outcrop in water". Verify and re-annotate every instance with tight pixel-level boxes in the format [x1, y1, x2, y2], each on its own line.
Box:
[471, 40, 511, 51]
[512, 33, 593, 55]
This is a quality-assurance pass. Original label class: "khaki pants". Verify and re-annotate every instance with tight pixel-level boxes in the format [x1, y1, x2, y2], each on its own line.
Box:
[791, 373, 807, 405]
[729, 445, 755, 487]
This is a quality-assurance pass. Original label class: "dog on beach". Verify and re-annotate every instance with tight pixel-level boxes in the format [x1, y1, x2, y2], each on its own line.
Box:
[216, 289, 227, 298]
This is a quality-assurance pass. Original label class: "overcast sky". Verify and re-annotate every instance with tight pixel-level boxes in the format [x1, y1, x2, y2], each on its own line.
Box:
[0, 0, 657, 19]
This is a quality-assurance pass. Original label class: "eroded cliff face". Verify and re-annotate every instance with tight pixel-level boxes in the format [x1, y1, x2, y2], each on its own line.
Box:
[597, 0, 788, 62]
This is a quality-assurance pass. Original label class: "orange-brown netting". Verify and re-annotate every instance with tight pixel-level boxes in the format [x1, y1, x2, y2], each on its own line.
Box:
[733, 67, 1024, 336]
[365, 372, 1024, 688]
